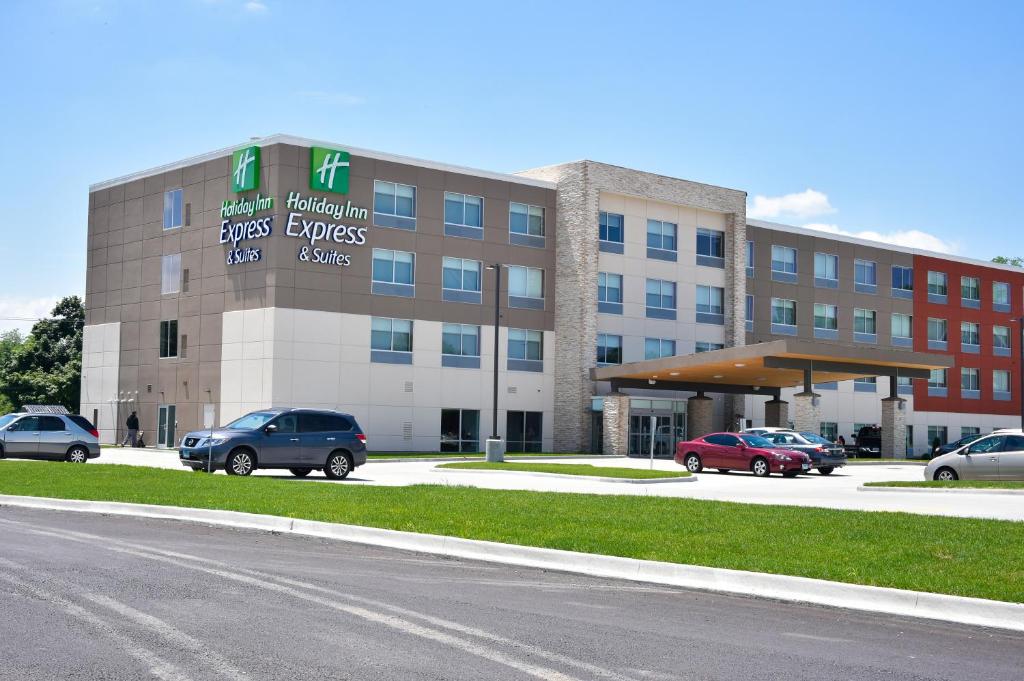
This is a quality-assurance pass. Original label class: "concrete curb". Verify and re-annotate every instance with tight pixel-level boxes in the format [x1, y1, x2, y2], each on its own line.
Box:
[431, 467, 696, 484]
[859, 485, 1024, 496]
[1, 494, 1022, 633]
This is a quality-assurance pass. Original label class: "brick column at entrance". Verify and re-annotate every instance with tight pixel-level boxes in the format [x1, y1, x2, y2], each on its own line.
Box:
[792, 392, 820, 433]
[763, 398, 789, 428]
[881, 397, 907, 459]
[686, 394, 714, 439]
[601, 392, 630, 456]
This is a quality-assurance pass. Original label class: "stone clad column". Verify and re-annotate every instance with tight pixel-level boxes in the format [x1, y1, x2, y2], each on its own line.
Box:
[792, 392, 820, 433]
[881, 376, 907, 459]
[763, 398, 789, 428]
[686, 394, 714, 439]
[601, 392, 630, 456]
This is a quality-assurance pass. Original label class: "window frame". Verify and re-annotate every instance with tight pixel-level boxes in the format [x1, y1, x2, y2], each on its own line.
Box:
[373, 180, 417, 230]
[813, 303, 838, 331]
[814, 252, 838, 287]
[159, 319, 178, 359]
[161, 253, 182, 295]
[163, 189, 183, 230]
[596, 333, 622, 366]
[443, 191, 484, 237]
[644, 337, 676, 360]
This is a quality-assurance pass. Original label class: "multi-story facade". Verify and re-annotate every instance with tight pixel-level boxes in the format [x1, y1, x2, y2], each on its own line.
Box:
[80, 136, 1022, 455]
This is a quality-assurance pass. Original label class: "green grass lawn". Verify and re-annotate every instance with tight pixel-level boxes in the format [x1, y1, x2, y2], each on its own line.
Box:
[0, 461, 1021, 603]
[438, 462, 689, 479]
[367, 452, 588, 459]
[865, 480, 1024, 489]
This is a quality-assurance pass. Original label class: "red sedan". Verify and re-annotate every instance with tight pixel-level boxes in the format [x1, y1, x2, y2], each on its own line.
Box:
[675, 432, 812, 477]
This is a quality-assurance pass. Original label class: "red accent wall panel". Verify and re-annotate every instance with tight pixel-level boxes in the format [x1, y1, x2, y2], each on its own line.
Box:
[912, 254, 1024, 417]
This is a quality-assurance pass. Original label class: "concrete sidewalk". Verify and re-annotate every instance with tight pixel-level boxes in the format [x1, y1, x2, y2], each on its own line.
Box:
[90, 447, 1024, 521]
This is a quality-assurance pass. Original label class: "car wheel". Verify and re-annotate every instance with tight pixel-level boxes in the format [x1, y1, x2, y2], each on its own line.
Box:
[934, 467, 959, 482]
[717, 469, 730, 474]
[324, 452, 352, 480]
[683, 453, 703, 474]
[818, 466, 834, 475]
[225, 449, 255, 476]
[751, 457, 770, 477]
[66, 446, 89, 464]
[289, 468, 313, 478]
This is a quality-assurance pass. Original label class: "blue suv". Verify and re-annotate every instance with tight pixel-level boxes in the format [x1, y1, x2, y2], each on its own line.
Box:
[179, 408, 367, 479]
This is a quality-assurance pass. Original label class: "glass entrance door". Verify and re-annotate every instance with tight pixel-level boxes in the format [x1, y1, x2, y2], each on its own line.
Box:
[629, 414, 676, 457]
[157, 405, 176, 448]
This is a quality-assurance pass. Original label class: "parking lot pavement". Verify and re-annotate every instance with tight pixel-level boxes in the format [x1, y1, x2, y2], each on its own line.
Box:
[76, 448, 1024, 522]
[2, 507, 1022, 681]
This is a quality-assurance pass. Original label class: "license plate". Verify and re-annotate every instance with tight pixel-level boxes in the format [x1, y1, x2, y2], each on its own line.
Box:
[802, 463, 810, 469]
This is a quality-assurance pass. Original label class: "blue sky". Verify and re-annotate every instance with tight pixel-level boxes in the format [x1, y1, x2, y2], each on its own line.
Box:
[0, 0, 1021, 331]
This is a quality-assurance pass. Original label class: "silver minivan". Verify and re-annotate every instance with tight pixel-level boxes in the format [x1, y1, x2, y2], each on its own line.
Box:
[924, 431, 1024, 481]
[0, 413, 102, 463]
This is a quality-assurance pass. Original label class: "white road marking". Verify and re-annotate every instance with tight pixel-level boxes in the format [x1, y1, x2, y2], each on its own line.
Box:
[1, 521, 592, 681]
[782, 632, 854, 644]
[83, 593, 251, 681]
[0, 560, 193, 681]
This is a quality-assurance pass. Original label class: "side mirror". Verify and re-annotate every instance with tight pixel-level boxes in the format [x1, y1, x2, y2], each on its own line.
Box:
[959, 448, 971, 455]
[264, 424, 278, 434]
[737, 442, 746, 450]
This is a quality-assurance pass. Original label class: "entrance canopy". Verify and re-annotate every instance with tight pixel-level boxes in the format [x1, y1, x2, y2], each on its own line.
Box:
[590, 339, 955, 397]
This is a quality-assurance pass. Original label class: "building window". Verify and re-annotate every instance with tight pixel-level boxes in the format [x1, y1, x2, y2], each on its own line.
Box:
[644, 338, 676, 359]
[814, 253, 838, 287]
[813, 303, 838, 331]
[163, 189, 183, 230]
[820, 422, 838, 441]
[647, 220, 678, 250]
[961, 367, 980, 396]
[854, 376, 877, 392]
[442, 257, 481, 303]
[596, 334, 622, 365]
[370, 317, 413, 364]
[441, 324, 480, 368]
[854, 308, 877, 338]
[161, 254, 181, 295]
[159, 320, 178, 358]
[646, 279, 676, 319]
[892, 265, 914, 298]
[854, 259, 877, 293]
[597, 272, 623, 314]
[771, 245, 798, 280]
[695, 341, 724, 353]
[994, 369, 1011, 399]
[891, 313, 913, 346]
[508, 329, 543, 361]
[994, 325, 1011, 355]
[510, 202, 544, 236]
[371, 248, 415, 297]
[927, 271, 948, 299]
[373, 180, 416, 230]
[508, 265, 544, 309]
[745, 294, 754, 332]
[599, 211, 624, 253]
[961, 276, 980, 308]
[993, 282, 1010, 311]
[695, 227, 723, 267]
[961, 321, 980, 351]
[440, 409, 479, 453]
[928, 369, 947, 388]
[444, 192, 483, 237]
[771, 298, 797, 332]
[696, 285, 724, 325]
[927, 426, 949, 449]
[927, 318, 948, 350]
[506, 411, 543, 453]
[746, 241, 754, 277]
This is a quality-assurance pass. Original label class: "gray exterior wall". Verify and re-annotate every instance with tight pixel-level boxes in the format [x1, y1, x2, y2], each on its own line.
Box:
[85, 139, 556, 443]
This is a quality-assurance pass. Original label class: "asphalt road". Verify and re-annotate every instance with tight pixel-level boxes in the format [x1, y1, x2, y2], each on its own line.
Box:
[0, 508, 1021, 681]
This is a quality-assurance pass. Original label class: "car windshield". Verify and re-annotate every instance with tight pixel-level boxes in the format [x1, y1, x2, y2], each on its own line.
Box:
[224, 411, 278, 430]
[740, 435, 774, 448]
[0, 414, 17, 429]
[800, 432, 832, 445]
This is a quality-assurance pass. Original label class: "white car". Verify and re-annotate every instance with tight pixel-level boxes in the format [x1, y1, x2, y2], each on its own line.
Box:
[924, 430, 1024, 481]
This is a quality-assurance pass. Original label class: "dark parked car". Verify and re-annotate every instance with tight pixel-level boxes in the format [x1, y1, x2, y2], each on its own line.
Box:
[674, 432, 811, 477]
[179, 408, 367, 478]
[743, 428, 847, 475]
[932, 433, 984, 458]
[0, 412, 101, 463]
[852, 425, 881, 457]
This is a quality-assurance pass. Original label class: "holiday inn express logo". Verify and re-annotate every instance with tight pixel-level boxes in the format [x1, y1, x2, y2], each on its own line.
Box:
[310, 147, 350, 194]
[231, 146, 261, 193]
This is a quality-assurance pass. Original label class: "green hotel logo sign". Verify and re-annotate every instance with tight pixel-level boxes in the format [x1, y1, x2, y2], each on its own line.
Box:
[231, 146, 260, 193]
[310, 147, 350, 194]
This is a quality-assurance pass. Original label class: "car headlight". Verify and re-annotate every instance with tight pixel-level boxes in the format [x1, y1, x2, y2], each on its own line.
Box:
[774, 454, 792, 461]
[200, 438, 228, 447]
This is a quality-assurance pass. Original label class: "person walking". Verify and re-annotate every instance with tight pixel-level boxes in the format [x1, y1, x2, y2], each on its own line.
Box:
[122, 411, 140, 447]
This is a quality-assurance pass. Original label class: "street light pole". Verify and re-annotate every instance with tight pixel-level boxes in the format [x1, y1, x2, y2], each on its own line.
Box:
[484, 263, 504, 462]
[1017, 317, 1024, 431]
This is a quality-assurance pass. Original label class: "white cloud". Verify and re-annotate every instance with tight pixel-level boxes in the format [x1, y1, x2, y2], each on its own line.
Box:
[244, 1, 268, 12]
[748, 189, 835, 220]
[803, 223, 960, 254]
[0, 296, 60, 335]
[293, 90, 365, 106]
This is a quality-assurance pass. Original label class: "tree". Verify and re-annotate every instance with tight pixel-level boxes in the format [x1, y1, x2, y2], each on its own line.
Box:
[992, 256, 1024, 267]
[0, 296, 84, 412]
